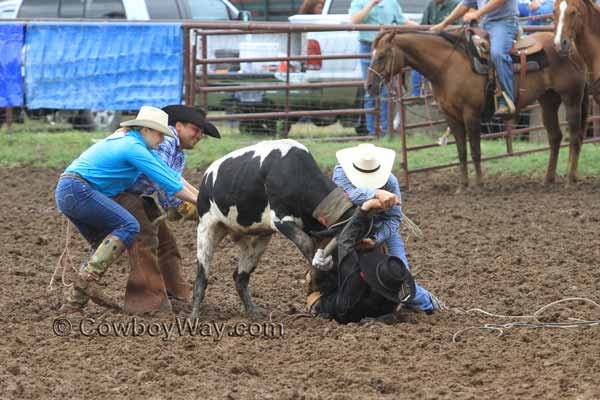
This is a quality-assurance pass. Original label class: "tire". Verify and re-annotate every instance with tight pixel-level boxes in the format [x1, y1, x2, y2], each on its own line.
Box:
[354, 113, 368, 135]
[72, 109, 121, 132]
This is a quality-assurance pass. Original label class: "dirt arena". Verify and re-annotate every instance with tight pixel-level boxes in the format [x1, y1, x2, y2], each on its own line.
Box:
[1, 166, 599, 399]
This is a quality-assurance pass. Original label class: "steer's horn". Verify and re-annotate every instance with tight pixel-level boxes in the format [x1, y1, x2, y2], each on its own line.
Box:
[322, 237, 337, 257]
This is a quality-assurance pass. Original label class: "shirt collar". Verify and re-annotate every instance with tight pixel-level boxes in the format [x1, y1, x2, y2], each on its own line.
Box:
[169, 126, 181, 148]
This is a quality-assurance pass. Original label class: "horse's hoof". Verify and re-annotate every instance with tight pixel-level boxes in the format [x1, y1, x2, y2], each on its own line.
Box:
[454, 186, 467, 195]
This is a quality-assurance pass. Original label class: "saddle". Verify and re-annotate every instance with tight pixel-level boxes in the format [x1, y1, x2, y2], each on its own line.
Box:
[465, 26, 549, 114]
[466, 27, 546, 75]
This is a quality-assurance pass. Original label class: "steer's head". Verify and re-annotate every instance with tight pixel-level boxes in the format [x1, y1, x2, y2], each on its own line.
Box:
[366, 30, 405, 98]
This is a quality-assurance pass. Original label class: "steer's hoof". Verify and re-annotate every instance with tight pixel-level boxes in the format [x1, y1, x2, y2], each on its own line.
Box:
[246, 305, 268, 320]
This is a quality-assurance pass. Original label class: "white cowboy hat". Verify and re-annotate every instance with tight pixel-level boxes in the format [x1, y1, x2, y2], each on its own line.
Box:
[120, 106, 175, 138]
[336, 143, 396, 189]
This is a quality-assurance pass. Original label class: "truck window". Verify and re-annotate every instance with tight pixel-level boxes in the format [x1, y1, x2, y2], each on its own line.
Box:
[329, 0, 351, 14]
[59, 0, 85, 17]
[85, 0, 126, 18]
[17, 0, 59, 17]
[186, 0, 231, 20]
[146, 0, 182, 18]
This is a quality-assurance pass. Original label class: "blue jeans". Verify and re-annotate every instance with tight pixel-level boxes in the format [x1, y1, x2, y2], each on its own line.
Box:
[55, 177, 140, 248]
[359, 40, 388, 134]
[411, 70, 424, 97]
[386, 232, 434, 312]
[483, 18, 519, 102]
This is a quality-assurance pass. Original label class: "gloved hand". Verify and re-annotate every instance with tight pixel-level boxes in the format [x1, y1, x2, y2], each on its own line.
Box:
[312, 248, 334, 271]
[167, 202, 198, 222]
[177, 201, 198, 221]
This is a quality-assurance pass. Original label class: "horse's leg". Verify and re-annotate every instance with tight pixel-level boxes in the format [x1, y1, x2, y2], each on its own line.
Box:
[538, 92, 563, 184]
[448, 119, 469, 192]
[563, 95, 585, 185]
[464, 111, 483, 186]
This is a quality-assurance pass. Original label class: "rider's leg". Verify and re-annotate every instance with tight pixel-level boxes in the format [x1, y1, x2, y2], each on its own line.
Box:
[484, 18, 520, 115]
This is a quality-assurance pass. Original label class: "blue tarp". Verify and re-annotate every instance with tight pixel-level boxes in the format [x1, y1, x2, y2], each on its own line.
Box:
[0, 23, 25, 107]
[25, 22, 183, 110]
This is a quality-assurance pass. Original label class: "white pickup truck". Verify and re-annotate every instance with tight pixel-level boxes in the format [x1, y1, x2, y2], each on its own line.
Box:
[212, 0, 426, 135]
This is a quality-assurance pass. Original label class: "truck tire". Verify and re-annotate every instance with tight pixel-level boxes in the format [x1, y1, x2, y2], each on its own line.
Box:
[72, 110, 121, 132]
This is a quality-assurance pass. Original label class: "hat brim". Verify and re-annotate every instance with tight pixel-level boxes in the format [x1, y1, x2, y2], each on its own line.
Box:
[360, 252, 416, 304]
[161, 105, 221, 138]
[120, 119, 175, 138]
[336, 146, 396, 189]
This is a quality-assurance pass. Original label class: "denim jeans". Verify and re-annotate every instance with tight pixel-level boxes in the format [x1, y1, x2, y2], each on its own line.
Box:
[359, 40, 388, 134]
[55, 177, 140, 248]
[385, 232, 434, 312]
[411, 70, 424, 97]
[483, 18, 519, 102]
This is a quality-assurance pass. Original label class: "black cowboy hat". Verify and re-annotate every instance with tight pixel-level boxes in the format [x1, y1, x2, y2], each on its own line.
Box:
[359, 251, 416, 304]
[161, 105, 220, 138]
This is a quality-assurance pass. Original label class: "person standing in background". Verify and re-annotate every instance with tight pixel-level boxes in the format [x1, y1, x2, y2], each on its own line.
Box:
[350, 0, 418, 136]
[411, 0, 460, 97]
[298, 0, 324, 14]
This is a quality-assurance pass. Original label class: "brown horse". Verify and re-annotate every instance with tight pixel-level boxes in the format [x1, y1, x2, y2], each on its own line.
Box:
[553, 0, 600, 103]
[366, 30, 587, 188]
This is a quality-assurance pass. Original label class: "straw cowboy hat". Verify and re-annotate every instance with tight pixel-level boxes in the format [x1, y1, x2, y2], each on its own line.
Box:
[120, 106, 175, 138]
[336, 143, 396, 189]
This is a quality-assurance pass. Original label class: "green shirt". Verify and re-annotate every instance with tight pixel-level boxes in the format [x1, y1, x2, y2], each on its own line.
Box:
[420, 0, 460, 25]
[349, 0, 408, 43]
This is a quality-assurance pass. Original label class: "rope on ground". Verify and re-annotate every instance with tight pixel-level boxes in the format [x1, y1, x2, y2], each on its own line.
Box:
[451, 297, 600, 343]
[47, 217, 77, 291]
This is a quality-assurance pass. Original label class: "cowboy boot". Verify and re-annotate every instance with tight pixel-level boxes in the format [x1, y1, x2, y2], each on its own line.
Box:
[494, 91, 516, 119]
[157, 220, 192, 302]
[60, 235, 125, 312]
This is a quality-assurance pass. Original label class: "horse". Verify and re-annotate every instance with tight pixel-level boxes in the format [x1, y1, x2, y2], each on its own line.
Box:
[366, 30, 588, 188]
[553, 0, 600, 103]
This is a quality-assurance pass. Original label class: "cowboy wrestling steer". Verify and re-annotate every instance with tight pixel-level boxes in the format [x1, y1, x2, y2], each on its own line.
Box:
[192, 139, 348, 319]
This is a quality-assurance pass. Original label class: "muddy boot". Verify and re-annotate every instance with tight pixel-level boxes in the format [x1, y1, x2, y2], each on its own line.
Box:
[61, 235, 125, 311]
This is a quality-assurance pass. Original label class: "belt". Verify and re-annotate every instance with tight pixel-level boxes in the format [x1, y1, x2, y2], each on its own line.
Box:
[60, 172, 91, 185]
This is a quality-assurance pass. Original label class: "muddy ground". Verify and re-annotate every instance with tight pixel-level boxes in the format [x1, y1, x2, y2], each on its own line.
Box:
[1, 166, 599, 399]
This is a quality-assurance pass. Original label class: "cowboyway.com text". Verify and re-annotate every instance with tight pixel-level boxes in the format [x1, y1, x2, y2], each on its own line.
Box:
[52, 317, 285, 341]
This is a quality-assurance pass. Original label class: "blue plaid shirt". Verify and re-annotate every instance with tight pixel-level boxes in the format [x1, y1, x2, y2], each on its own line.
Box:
[332, 164, 403, 246]
[127, 126, 186, 210]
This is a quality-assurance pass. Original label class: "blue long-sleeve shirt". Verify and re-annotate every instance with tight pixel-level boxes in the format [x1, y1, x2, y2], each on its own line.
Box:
[127, 126, 186, 210]
[65, 129, 183, 198]
[332, 164, 403, 245]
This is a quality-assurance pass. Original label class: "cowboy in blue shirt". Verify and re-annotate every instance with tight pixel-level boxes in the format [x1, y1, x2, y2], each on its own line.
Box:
[55, 106, 198, 313]
[431, 0, 520, 117]
[117, 105, 221, 314]
[330, 143, 443, 313]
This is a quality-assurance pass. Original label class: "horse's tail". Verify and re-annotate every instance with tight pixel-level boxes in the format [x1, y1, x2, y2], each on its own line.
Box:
[582, 82, 590, 136]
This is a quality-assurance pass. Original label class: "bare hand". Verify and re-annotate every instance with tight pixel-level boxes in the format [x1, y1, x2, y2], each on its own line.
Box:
[370, 0, 381, 6]
[361, 198, 384, 211]
[463, 11, 480, 24]
[357, 238, 376, 251]
[375, 190, 401, 210]
[429, 22, 445, 33]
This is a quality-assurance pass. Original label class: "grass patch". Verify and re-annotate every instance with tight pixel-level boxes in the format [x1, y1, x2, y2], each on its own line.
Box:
[1, 120, 599, 179]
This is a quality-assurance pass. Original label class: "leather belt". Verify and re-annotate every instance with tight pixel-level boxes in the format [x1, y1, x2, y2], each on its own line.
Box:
[59, 172, 91, 185]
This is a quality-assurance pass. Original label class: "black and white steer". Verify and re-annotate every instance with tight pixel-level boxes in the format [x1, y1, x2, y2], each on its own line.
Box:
[192, 139, 339, 318]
